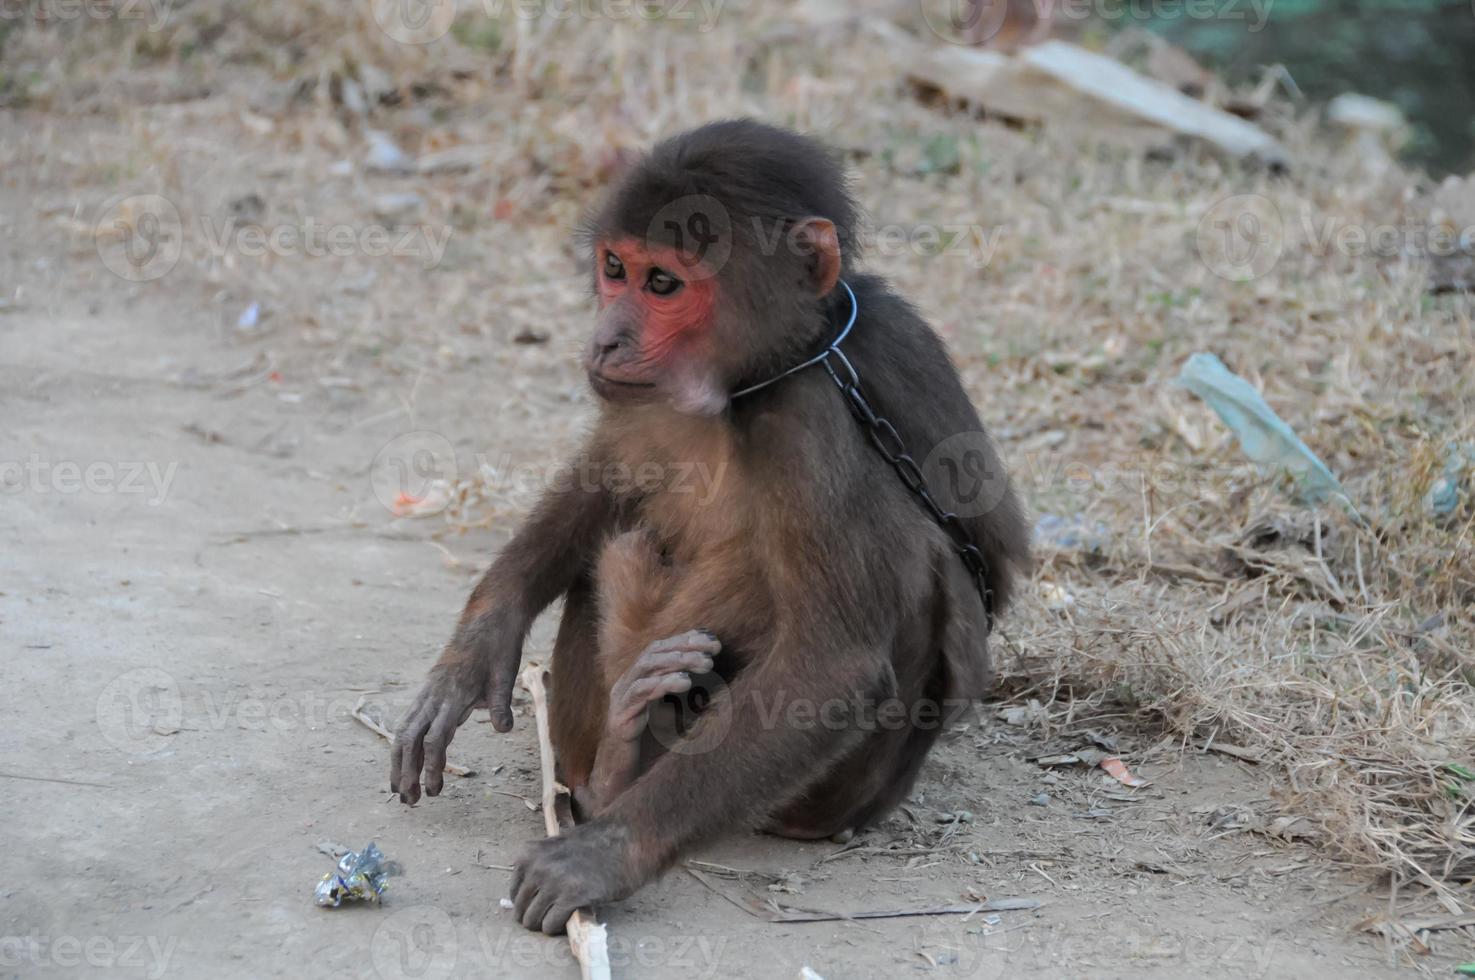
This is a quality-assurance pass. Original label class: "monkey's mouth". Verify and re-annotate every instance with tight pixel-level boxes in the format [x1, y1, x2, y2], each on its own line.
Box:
[588, 371, 657, 402]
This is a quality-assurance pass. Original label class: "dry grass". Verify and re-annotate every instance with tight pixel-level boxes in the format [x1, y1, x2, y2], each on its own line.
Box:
[10, 0, 1473, 913]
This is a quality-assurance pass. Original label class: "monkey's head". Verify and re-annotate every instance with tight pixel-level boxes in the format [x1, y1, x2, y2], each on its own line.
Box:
[582, 119, 858, 416]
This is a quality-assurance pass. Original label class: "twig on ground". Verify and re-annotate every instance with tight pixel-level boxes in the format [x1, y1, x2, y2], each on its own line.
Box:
[520, 665, 612, 980]
[686, 867, 1040, 923]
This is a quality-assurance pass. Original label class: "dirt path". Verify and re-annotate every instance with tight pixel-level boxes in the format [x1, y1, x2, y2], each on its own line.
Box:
[0, 108, 1424, 979]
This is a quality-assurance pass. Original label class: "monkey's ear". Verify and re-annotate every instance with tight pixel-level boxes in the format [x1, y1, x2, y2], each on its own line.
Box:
[793, 217, 841, 297]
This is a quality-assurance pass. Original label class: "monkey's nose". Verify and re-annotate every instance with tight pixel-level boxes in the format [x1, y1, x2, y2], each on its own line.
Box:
[591, 334, 629, 366]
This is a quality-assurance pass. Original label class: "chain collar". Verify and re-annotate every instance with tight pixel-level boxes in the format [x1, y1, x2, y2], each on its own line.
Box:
[730, 279, 997, 632]
[730, 280, 859, 399]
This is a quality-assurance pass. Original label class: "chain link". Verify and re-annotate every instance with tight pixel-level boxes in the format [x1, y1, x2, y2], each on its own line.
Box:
[821, 353, 997, 633]
[732, 282, 996, 633]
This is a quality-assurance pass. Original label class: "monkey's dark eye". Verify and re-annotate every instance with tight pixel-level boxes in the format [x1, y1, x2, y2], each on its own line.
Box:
[603, 252, 626, 281]
[647, 268, 682, 296]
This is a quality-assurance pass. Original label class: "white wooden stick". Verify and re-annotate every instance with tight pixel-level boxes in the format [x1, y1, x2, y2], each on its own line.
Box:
[519, 664, 612, 980]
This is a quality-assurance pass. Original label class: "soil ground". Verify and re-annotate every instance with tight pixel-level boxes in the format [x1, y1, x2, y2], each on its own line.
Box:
[0, 99, 1443, 979]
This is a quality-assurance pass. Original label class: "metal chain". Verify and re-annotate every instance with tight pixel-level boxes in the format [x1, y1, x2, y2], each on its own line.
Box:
[731, 281, 996, 632]
[820, 346, 997, 633]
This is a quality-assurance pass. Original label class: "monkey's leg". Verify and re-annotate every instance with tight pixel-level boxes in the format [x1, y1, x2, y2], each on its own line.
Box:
[764, 720, 941, 839]
[578, 630, 719, 816]
[548, 579, 604, 791]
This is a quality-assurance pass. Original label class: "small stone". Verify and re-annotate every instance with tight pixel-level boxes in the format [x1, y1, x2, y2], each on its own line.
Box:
[365, 130, 414, 174]
[372, 192, 424, 221]
[1029, 793, 1051, 807]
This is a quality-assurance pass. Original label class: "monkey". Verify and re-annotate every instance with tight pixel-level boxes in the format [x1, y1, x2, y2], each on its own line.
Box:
[389, 119, 1031, 936]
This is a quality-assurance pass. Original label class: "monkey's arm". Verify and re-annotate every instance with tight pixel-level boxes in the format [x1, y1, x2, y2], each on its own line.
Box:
[391, 462, 614, 804]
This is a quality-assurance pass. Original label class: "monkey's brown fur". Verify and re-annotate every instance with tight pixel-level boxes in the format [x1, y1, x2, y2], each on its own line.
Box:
[391, 119, 1031, 935]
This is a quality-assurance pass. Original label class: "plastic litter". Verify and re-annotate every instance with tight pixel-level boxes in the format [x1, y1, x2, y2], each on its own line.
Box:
[1033, 512, 1111, 553]
[1177, 353, 1349, 507]
[365, 130, 414, 175]
[1425, 442, 1472, 517]
[314, 841, 399, 908]
[236, 302, 260, 330]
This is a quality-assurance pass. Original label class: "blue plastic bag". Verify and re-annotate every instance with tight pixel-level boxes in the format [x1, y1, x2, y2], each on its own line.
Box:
[1177, 353, 1350, 508]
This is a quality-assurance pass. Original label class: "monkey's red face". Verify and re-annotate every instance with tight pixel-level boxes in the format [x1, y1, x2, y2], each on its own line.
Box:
[586, 237, 725, 415]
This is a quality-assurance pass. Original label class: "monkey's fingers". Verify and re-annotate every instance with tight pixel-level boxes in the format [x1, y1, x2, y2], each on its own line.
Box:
[625, 672, 695, 706]
[421, 701, 458, 797]
[511, 860, 538, 922]
[486, 649, 520, 733]
[611, 649, 714, 704]
[520, 885, 559, 933]
[541, 901, 578, 936]
[609, 672, 695, 738]
[391, 712, 428, 804]
[645, 630, 722, 658]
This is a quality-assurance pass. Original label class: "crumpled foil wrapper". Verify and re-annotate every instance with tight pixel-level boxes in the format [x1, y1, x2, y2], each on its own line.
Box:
[314, 842, 399, 908]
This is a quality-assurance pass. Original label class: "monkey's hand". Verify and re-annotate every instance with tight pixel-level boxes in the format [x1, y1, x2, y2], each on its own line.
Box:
[391, 640, 515, 804]
[511, 821, 642, 934]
